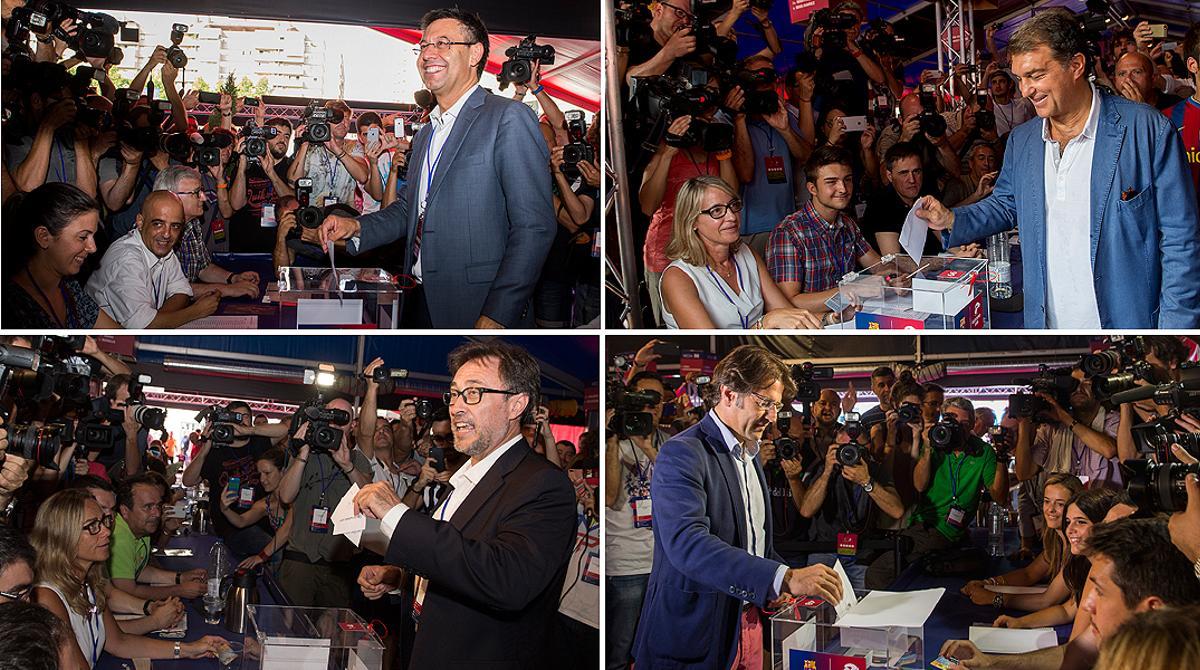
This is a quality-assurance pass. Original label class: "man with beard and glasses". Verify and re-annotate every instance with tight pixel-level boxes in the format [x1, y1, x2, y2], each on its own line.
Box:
[229, 115, 295, 252]
[353, 341, 576, 669]
[634, 345, 843, 669]
[108, 473, 207, 600]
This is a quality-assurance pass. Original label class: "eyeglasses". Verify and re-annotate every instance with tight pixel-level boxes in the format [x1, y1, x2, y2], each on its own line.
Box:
[82, 514, 114, 536]
[173, 189, 204, 199]
[660, 1, 694, 21]
[749, 391, 785, 413]
[699, 199, 743, 220]
[0, 585, 31, 602]
[413, 39, 477, 56]
[443, 387, 518, 406]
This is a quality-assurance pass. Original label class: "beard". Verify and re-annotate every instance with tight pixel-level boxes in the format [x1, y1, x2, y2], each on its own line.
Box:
[456, 422, 500, 459]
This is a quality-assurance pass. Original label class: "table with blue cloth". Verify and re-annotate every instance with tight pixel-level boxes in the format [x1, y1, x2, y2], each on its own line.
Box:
[95, 531, 286, 670]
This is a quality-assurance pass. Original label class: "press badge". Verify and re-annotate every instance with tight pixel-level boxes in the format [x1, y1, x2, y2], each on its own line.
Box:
[631, 496, 652, 528]
[324, 197, 338, 208]
[239, 487, 255, 507]
[211, 218, 226, 242]
[837, 532, 858, 556]
[310, 506, 330, 533]
[582, 550, 600, 585]
[764, 155, 787, 184]
[946, 505, 968, 529]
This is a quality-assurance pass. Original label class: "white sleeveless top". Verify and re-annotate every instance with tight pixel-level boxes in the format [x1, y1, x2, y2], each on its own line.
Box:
[39, 581, 106, 669]
[661, 245, 764, 329]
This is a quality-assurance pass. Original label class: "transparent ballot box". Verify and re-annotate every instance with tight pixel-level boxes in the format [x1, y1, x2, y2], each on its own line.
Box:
[276, 267, 405, 328]
[771, 595, 924, 670]
[829, 255, 990, 330]
[243, 605, 384, 670]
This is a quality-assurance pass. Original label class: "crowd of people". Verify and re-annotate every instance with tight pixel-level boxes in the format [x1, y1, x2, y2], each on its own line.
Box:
[0, 336, 599, 669]
[614, 2, 1200, 329]
[1, 4, 601, 329]
[605, 335, 1200, 670]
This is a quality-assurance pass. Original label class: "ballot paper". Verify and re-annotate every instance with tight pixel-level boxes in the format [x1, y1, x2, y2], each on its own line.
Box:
[835, 588, 945, 629]
[330, 484, 390, 555]
[899, 200, 929, 267]
[984, 585, 1048, 595]
[969, 625, 1058, 654]
[832, 560, 858, 620]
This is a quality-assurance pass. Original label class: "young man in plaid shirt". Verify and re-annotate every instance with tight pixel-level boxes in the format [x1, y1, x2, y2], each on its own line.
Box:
[766, 145, 881, 312]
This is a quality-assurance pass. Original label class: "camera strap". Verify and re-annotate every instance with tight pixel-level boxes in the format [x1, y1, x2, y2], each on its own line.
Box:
[53, 138, 68, 184]
[947, 451, 968, 504]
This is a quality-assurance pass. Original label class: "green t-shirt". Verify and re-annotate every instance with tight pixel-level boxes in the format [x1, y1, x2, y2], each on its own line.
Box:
[108, 514, 151, 581]
[908, 436, 997, 542]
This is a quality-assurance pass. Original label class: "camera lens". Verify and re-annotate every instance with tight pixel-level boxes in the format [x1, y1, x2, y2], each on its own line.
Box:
[132, 405, 166, 431]
[776, 437, 797, 461]
[836, 443, 862, 467]
[897, 403, 921, 425]
[212, 424, 234, 443]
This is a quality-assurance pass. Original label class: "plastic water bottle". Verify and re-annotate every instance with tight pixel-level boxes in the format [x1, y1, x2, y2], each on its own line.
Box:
[205, 540, 229, 623]
[988, 502, 1006, 557]
[987, 232, 1013, 299]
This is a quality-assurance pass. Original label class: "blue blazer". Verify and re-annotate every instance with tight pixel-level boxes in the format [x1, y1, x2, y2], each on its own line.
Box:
[351, 86, 555, 328]
[633, 413, 784, 670]
[947, 90, 1200, 328]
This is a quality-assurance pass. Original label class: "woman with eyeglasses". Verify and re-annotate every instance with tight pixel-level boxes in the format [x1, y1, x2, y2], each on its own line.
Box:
[660, 176, 825, 329]
[219, 448, 293, 572]
[2, 182, 121, 328]
[639, 84, 738, 325]
[31, 489, 229, 669]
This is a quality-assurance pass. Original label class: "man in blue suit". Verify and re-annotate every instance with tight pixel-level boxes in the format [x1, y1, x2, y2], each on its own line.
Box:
[319, 8, 554, 329]
[916, 9, 1200, 329]
[633, 345, 843, 670]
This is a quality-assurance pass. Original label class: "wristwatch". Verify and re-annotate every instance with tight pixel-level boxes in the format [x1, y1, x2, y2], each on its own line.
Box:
[993, 594, 1005, 609]
[173, 642, 182, 658]
[862, 478, 875, 493]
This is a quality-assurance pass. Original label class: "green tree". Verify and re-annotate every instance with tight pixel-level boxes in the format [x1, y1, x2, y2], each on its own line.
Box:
[254, 76, 270, 98]
[223, 73, 237, 96]
[236, 76, 255, 98]
[193, 76, 213, 92]
[108, 68, 132, 90]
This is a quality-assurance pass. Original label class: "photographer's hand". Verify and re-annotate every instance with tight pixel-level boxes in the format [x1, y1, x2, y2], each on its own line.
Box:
[662, 26, 696, 61]
[841, 460, 870, 486]
[363, 357, 385, 389]
[898, 116, 921, 143]
[578, 159, 601, 188]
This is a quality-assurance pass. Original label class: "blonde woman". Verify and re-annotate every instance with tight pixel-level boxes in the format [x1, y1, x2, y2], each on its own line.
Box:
[660, 176, 825, 329]
[31, 489, 229, 669]
[1095, 605, 1200, 670]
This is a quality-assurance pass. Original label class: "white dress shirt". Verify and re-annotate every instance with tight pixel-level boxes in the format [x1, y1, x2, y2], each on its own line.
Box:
[379, 433, 522, 608]
[1043, 84, 1102, 329]
[411, 84, 480, 282]
[84, 229, 192, 329]
[710, 411, 788, 600]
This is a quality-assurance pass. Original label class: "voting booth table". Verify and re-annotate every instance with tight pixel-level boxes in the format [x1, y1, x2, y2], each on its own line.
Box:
[828, 256, 991, 330]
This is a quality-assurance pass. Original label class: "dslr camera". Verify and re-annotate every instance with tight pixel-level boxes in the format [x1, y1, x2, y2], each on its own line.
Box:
[836, 412, 867, 466]
[165, 23, 188, 68]
[793, 362, 834, 405]
[1083, 336, 1159, 399]
[560, 111, 596, 178]
[917, 84, 947, 137]
[974, 89, 995, 131]
[929, 416, 965, 451]
[293, 178, 325, 229]
[498, 35, 555, 90]
[775, 409, 799, 461]
[897, 401, 922, 425]
[5, 423, 66, 470]
[414, 397, 445, 421]
[240, 121, 279, 160]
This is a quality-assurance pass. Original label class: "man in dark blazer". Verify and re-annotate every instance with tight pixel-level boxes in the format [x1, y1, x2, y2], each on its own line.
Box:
[634, 345, 843, 670]
[354, 340, 576, 669]
[319, 8, 555, 329]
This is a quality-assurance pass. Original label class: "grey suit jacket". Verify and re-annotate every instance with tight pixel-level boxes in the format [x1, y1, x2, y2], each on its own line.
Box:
[351, 86, 555, 327]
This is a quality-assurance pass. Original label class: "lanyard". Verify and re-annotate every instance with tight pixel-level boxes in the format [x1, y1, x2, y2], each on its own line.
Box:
[749, 122, 777, 156]
[435, 488, 454, 521]
[53, 139, 68, 184]
[947, 452, 968, 503]
[315, 455, 341, 503]
[85, 583, 101, 667]
[705, 254, 749, 329]
[683, 150, 714, 177]
[25, 266, 76, 328]
[265, 494, 285, 529]
[422, 119, 449, 211]
[150, 261, 167, 307]
[321, 145, 342, 188]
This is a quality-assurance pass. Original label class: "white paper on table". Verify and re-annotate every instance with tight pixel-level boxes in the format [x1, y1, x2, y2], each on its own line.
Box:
[969, 625, 1058, 654]
[330, 484, 390, 556]
[296, 298, 363, 325]
[262, 635, 331, 669]
[899, 201, 928, 267]
[781, 623, 818, 669]
[985, 584, 1047, 595]
[834, 588, 945, 629]
[188, 315, 259, 329]
[832, 560, 858, 620]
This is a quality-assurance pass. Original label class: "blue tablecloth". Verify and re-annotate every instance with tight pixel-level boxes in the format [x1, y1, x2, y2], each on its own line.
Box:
[94, 532, 284, 670]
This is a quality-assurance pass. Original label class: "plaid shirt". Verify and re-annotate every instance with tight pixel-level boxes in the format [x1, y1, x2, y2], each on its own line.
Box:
[766, 201, 871, 293]
[176, 217, 213, 282]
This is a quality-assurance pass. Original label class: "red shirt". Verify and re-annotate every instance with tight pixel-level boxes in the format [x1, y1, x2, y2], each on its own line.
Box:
[1165, 96, 1200, 205]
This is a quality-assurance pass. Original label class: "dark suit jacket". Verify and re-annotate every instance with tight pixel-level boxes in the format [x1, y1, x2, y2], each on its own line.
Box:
[384, 440, 576, 669]
[633, 413, 786, 670]
[351, 86, 556, 328]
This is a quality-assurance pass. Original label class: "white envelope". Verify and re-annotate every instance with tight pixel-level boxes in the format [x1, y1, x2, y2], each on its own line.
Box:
[969, 625, 1058, 654]
[330, 484, 390, 556]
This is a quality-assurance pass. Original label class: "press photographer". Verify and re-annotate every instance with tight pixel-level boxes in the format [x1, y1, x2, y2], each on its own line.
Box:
[793, 2, 886, 116]
[227, 113, 295, 253]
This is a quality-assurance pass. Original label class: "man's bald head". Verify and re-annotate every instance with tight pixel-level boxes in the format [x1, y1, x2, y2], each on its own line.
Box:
[899, 93, 922, 121]
[136, 191, 186, 258]
[1114, 51, 1158, 101]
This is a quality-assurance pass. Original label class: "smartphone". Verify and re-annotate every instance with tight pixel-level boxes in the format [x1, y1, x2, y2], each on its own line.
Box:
[1149, 24, 1168, 39]
[261, 203, 277, 228]
[1162, 41, 1179, 52]
[653, 342, 680, 358]
[198, 91, 221, 105]
[394, 117, 406, 139]
[227, 477, 241, 497]
[841, 116, 868, 132]
[366, 127, 380, 145]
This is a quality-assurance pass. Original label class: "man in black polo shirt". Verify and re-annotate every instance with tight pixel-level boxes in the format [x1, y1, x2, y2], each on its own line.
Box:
[858, 366, 896, 430]
[181, 401, 274, 555]
[859, 142, 944, 257]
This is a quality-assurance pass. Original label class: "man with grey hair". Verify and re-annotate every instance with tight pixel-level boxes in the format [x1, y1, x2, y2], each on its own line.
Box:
[153, 165, 261, 299]
[86, 191, 220, 328]
[914, 8, 1200, 329]
[866, 395, 1008, 588]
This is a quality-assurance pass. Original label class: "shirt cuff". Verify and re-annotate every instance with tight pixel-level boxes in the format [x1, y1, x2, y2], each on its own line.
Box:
[379, 502, 409, 541]
[349, 235, 361, 254]
[772, 563, 788, 600]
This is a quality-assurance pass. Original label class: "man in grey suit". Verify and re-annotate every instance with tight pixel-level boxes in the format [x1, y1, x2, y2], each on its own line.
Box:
[319, 8, 555, 328]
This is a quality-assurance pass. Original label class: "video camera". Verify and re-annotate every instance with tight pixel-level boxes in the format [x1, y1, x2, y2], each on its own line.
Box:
[917, 84, 947, 137]
[1083, 336, 1160, 399]
[613, 0, 653, 47]
[240, 121, 279, 160]
[1009, 365, 1077, 422]
[809, 7, 859, 55]
[292, 401, 350, 453]
[561, 110, 596, 178]
[7, 2, 119, 60]
[793, 362, 834, 406]
[1122, 459, 1200, 514]
[498, 36, 555, 90]
[1108, 368, 1200, 460]
[606, 361, 661, 439]
[196, 404, 248, 446]
[299, 103, 343, 144]
[862, 18, 904, 57]
[165, 23, 188, 68]
[0, 336, 96, 408]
